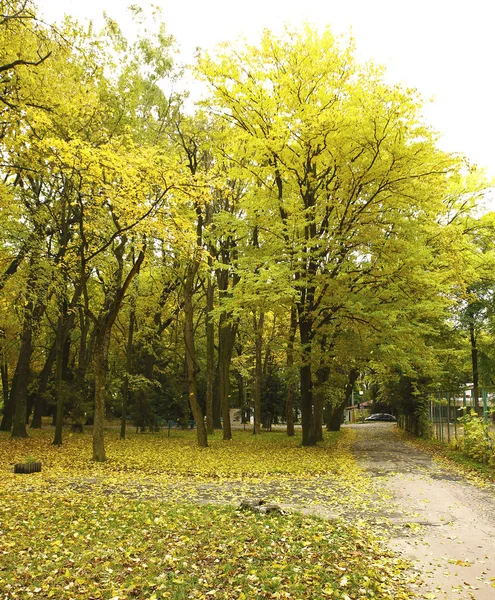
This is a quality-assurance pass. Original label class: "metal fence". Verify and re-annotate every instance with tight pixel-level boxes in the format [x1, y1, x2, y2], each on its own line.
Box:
[427, 386, 495, 443]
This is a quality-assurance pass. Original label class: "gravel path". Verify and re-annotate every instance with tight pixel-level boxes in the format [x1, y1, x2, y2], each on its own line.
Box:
[350, 423, 495, 599]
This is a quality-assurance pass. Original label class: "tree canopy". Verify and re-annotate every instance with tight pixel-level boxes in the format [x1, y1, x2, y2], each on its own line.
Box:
[0, 4, 493, 455]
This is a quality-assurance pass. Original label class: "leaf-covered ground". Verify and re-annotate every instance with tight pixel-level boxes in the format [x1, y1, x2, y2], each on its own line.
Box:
[0, 427, 415, 599]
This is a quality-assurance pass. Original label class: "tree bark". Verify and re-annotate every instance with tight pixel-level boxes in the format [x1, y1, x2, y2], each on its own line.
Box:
[469, 320, 479, 408]
[0, 330, 10, 429]
[326, 400, 346, 431]
[92, 329, 109, 462]
[92, 245, 146, 461]
[11, 258, 46, 438]
[285, 306, 297, 436]
[253, 310, 264, 435]
[71, 304, 90, 432]
[11, 307, 34, 438]
[205, 270, 215, 434]
[0, 367, 15, 431]
[120, 310, 135, 440]
[314, 365, 329, 442]
[183, 263, 207, 447]
[298, 313, 315, 446]
[218, 317, 235, 440]
[52, 313, 65, 446]
[30, 342, 55, 429]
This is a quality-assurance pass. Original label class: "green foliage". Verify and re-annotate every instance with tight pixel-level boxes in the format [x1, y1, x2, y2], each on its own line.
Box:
[415, 398, 433, 440]
[455, 412, 495, 466]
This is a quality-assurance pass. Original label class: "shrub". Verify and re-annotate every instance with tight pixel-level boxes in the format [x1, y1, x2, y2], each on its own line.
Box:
[456, 412, 495, 466]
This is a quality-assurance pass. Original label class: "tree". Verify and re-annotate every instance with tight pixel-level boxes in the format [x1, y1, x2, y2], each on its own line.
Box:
[198, 25, 465, 445]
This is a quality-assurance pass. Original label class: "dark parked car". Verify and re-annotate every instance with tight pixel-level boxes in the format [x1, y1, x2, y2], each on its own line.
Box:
[364, 413, 396, 422]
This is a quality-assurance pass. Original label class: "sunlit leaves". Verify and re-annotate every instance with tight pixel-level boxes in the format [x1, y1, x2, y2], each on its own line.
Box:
[0, 428, 413, 599]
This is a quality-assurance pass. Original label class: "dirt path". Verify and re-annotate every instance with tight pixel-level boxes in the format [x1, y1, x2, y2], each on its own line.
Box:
[350, 423, 495, 599]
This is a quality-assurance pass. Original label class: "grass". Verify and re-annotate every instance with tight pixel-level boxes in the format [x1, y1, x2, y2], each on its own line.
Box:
[0, 426, 414, 599]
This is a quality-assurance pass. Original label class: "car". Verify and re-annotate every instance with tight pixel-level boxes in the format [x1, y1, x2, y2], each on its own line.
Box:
[364, 413, 396, 422]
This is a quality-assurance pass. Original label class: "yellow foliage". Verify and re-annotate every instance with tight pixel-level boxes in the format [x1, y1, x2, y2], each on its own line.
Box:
[0, 428, 415, 599]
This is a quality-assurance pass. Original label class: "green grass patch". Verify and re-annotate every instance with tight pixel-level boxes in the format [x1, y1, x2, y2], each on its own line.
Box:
[0, 493, 411, 599]
[0, 427, 413, 599]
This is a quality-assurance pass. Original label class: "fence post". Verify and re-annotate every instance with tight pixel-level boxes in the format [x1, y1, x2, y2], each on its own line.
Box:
[447, 392, 451, 443]
[483, 388, 488, 425]
[453, 392, 457, 440]
[436, 392, 442, 440]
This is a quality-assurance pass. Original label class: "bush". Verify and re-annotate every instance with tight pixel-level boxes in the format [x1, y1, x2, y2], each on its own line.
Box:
[456, 412, 495, 466]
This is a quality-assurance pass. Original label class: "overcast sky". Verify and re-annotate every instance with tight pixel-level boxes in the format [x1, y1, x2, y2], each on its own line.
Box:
[38, 0, 495, 179]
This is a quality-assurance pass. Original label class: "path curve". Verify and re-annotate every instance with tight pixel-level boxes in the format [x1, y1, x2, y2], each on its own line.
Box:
[349, 423, 495, 599]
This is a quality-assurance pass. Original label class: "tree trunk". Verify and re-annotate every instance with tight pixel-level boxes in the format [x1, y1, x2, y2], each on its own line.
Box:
[314, 366, 329, 443]
[11, 270, 41, 438]
[218, 328, 232, 441]
[469, 320, 479, 408]
[253, 310, 264, 435]
[92, 331, 109, 462]
[52, 314, 65, 446]
[0, 329, 10, 430]
[120, 309, 135, 440]
[326, 400, 346, 431]
[285, 306, 297, 437]
[213, 370, 222, 429]
[71, 305, 90, 432]
[11, 320, 32, 438]
[0, 360, 8, 410]
[183, 263, 207, 447]
[205, 271, 215, 434]
[92, 245, 146, 461]
[298, 314, 315, 446]
[0, 369, 15, 431]
[30, 342, 56, 429]
[218, 313, 237, 441]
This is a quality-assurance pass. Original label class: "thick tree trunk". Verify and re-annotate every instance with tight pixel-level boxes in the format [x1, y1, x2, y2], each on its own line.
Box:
[298, 315, 315, 446]
[326, 400, 346, 431]
[11, 277, 41, 438]
[92, 332, 109, 462]
[218, 333, 232, 441]
[253, 310, 264, 435]
[0, 369, 15, 431]
[183, 264, 207, 447]
[11, 324, 32, 438]
[0, 357, 7, 411]
[205, 272, 215, 434]
[314, 366, 329, 443]
[286, 384, 295, 436]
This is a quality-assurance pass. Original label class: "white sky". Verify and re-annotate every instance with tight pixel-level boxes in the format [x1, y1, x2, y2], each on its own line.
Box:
[38, 0, 495, 179]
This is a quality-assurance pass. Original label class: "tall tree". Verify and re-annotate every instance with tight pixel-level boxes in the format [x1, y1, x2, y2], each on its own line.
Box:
[199, 26, 470, 444]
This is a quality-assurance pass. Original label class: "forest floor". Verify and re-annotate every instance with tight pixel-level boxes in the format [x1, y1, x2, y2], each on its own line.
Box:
[349, 423, 495, 600]
[1, 423, 495, 598]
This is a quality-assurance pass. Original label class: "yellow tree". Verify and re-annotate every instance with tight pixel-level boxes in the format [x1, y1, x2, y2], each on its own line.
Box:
[199, 26, 467, 445]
